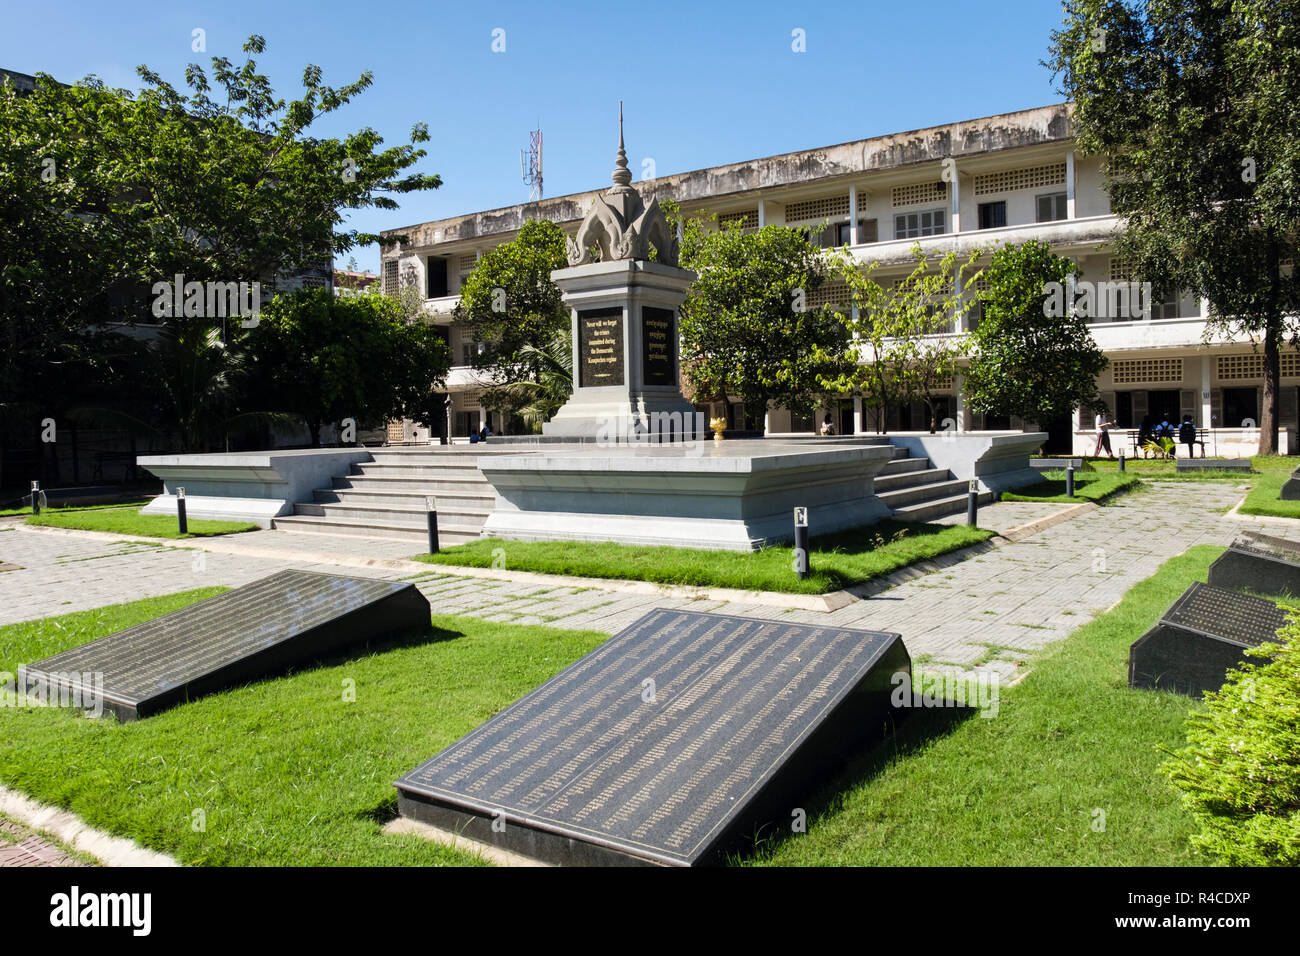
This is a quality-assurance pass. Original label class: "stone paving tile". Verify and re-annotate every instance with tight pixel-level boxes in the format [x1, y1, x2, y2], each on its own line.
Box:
[0, 819, 89, 868]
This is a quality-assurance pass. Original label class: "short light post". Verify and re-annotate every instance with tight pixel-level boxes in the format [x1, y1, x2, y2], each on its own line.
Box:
[1118, 449, 1125, 473]
[426, 496, 439, 555]
[1066, 465, 1076, 499]
[30, 480, 40, 516]
[966, 478, 979, 527]
[176, 486, 188, 535]
[793, 507, 809, 580]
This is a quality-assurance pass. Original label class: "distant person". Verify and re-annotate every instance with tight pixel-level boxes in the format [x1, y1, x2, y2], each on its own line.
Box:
[479, 423, 492, 440]
[820, 413, 835, 436]
[1138, 415, 1153, 454]
[1156, 415, 1175, 440]
[468, 432, 480, 444]
[1093, 412, 1115, 459]
[1179, 415, 1198, 458]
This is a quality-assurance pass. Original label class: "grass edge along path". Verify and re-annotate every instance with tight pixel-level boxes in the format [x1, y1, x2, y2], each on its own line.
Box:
[0, 588, 611, 866]
[1001, 470, 1142, 504]
[748, 544, 1229, 866]
[24, 506, 256, 539]
[413, 520, 995, 595]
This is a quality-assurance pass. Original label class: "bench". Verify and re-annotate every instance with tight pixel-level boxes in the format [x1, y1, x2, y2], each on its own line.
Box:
[1126, 428, 1208, 459]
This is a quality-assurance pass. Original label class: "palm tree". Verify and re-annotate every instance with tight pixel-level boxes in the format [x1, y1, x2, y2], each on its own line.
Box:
[493, 330, 573, 433]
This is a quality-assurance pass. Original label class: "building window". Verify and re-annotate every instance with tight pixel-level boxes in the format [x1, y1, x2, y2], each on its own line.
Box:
[894, 209, 946, 239]
[977, 201, 1006, 230]
[1036, 192, 1068, 222]
[382, 259, 398, 294]
[1150, 290, 1181, 320]
[834, 219, 879, 245]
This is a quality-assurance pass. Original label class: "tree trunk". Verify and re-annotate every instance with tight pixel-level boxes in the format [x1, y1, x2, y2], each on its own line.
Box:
[1262, 319, 1280, 455]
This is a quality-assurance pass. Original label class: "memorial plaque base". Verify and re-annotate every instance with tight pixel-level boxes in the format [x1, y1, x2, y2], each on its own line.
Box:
[1129, 582, 1285, 697]
[23, 570, 431, 721]
[1281, 466, 1300, 500]
[396, 608, 909, 866]
[1208, 531, 1300, 597]
[1176, 458, 1251, 472]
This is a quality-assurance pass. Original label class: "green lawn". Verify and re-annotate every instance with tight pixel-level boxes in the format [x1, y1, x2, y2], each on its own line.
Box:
[1235, 455, 1300, 518]
[24, 506, 257, 538]
[413, 521, 995, 595]
[0, 499, 151, 518]
[0, 589, 609, 866]
[749, 544, 1231, 866]
[1000, 470, 1142, 504]
[1090, 456, 1261, 483]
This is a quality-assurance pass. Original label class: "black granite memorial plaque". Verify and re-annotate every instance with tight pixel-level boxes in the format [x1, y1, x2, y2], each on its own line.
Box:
[641, 307, 676, 387]
[23, 570, 430, 721]
[1281, 466, 1300, 500]
[577, 308, 624, 388]
[1129, 582, 1286, 697]
[1208, 531, 1300, 596]
[1176, 458, 1251, 472]
[396, 608, 909, 866]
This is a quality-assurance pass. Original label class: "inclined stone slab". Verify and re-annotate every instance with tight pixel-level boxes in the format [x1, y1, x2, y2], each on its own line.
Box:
[395, 607, 909, 866]
[1208, 531, 1300, 598]
[21, 569, 430, 721]
[1128, 581, 1286, 697]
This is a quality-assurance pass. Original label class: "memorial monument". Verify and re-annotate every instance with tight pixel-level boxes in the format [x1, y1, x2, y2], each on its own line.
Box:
[23, 570, 431, 721]
[1129, 581, 1285, 697]
[396, 608, 910, 866]
[1208, 530, 1300, 597]
[543, 104, 700, 440]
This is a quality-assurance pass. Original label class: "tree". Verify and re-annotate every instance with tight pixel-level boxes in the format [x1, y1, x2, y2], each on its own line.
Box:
[0, 36, 441, 467]
[453, 218, 569, 411]
[245, 289, 450, 445]
[491, 330, 574, 433]
[677, 217, 854, 430]
[827, 245, 978, 433]
[962, 240, 1109, 426]
[1048, 0, 1300, 452]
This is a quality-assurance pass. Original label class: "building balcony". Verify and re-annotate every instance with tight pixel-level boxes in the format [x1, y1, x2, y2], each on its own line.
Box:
[844, 214, 1122, 269]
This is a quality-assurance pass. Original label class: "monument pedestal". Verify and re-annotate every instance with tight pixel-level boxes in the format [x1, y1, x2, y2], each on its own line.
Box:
[544, 259, 699, 440]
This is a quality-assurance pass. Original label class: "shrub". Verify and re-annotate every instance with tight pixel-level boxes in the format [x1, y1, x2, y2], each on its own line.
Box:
[1162, 607, 1300, 865]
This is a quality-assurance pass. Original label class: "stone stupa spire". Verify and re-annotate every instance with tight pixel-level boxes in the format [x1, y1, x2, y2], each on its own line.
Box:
[611, 100, 632, 190]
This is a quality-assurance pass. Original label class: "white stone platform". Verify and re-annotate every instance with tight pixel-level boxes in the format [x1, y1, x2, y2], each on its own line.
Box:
[479, 440, 896, 551]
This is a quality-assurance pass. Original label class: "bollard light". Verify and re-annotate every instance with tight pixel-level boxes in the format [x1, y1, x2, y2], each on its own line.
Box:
[176, 486, 188, 535]
[30, 480, 40, 516]
[1118, 449, 1125, 473]
[1065, 466, 1075, 499]
[426, 496, 439, 555]
[792, 507, 810, 580]
[967, 478, 979, 527]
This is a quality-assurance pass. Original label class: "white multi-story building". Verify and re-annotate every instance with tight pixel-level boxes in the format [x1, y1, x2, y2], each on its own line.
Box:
[381, 103, 1290, 453]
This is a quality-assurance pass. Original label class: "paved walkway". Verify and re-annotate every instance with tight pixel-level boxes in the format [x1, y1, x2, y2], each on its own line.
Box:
[0, 482, 1276, 685]
[0, 480, 1285, 866]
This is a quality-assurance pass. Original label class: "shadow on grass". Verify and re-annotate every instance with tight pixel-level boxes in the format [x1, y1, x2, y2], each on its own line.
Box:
[733, 705, 979, 864]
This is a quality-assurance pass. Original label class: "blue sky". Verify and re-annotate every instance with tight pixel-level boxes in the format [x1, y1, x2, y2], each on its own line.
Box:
[2, 0, 1070, 272]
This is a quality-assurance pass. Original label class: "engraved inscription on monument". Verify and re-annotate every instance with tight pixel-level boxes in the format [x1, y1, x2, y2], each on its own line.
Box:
[23, 570, 431, 721]
[578, 308, 625, 388]
[1129, 581, 1286, 697]
[395, 608, 909, 866]
[641, 307, 676, 387]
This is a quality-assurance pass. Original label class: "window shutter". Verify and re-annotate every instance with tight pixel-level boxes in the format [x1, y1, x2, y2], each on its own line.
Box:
[1283, 386, 1299, 430]
[1133, 390, 1149, 422]
[1210, 388, 1223, 428]
[859, 219, 878, 243]
[1036, 195, 1051, 222]
[1180, 390, 1197, 425]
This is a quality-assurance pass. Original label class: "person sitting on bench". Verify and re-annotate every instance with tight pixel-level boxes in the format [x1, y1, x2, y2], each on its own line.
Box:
[1137, 416, 1154, 456]
[1178, 415, 1198, 458]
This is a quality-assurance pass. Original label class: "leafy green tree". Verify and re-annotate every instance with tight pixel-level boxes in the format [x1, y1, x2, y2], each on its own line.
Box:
[963, 240, 1108, 426]
[677, 217, 854, 430]
[1, 36, 441, 465]
[1163, 607, 1300, 865]
[1048, 0, 1300, 452]
[245, 289, 450, 445]
[453, 219, 569, 409]
[827, 246, 977, 433]
[492, 330, 574, 433]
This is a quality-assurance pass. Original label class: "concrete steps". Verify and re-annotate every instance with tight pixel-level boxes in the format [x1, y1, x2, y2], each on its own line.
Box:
[876, 441, 996, 522]
[271, 447, 506, 546]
